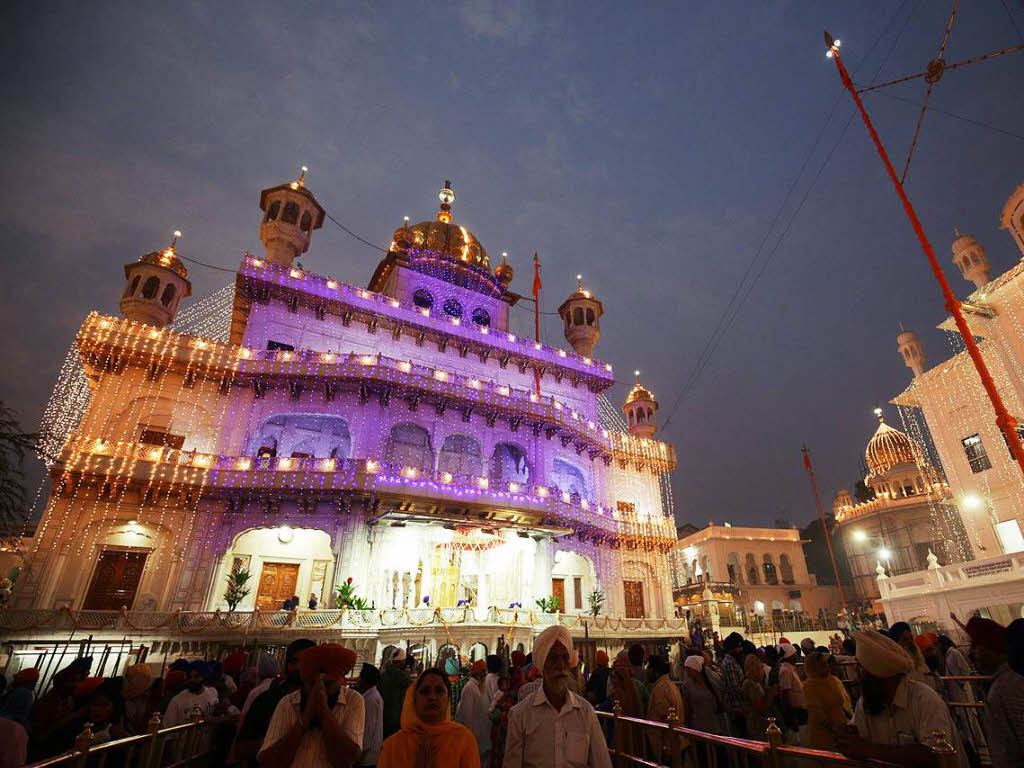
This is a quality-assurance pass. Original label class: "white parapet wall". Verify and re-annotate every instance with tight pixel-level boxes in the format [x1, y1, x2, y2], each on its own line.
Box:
[879, 550, 1024, 634]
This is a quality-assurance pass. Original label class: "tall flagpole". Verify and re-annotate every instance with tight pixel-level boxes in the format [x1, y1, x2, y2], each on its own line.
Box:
[824, 32, 1024, 483]
[802, 444, 848, 611]
[532, 253, 542, 396]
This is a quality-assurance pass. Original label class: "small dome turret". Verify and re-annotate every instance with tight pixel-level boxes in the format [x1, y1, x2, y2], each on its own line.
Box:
[897, 325, 926, 379]
[1000, 179, 1024, 257]
[120, 231, 192, 328]
[259, 166, 325, 267]
[833, 487, 854, 518]
[557, 275, 603, 357]
[622, 371, 658, 438]
[951, 228, 991, 290]
[495, 252, 514, 286]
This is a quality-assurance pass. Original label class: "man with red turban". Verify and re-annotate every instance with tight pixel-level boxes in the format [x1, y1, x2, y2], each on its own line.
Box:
[259, 643, 364, 768]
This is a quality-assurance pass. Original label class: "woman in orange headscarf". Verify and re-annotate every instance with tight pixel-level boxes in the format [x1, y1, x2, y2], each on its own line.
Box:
[378, 668, 480, 768]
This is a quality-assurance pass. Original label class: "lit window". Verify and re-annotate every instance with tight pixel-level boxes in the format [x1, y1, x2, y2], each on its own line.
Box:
[267, 340, 295, 351]
[1001, 423, 1024, 459]
[996, 519, 1024, 554]
[961, 434, 992, 473]
[471, 307, 491, 327]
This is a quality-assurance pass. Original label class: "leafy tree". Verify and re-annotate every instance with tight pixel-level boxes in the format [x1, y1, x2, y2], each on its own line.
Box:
[223, 566, 252, 611]
[588, 589, 605, 618]
[0, 401, 37, 537]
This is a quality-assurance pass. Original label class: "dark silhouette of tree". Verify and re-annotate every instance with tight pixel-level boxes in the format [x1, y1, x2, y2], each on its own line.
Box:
[0, 401, 38, 536]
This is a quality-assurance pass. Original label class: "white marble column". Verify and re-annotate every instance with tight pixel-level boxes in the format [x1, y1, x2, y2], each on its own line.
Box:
[532, 537, 554, 604]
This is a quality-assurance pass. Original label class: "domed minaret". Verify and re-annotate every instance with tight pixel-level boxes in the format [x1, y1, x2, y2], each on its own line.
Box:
[557, 275, 603, 357]
[259, 166, 325, 267]
[951, 228, 991, 290]
[622, 371, 658, 438]
[897, 325, 926, 379]
[833, 487, 854, 519]
[494, 252, 514, 288]
[120, 231, 192, 328]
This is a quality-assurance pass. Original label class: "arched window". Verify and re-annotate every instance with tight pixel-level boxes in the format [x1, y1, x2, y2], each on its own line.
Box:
[552, 458, 588, 498]
[490, 443, 530, 484]
[282, 201, 299, 224]
[745, 553, 759, 585]
[443, 298, 463, 319]
[141, 276, 160, 300]
[727, 553, 742, 585]
[779, 554, 794, 584]
[385, 423, 432, 470]
[250, 414, 351, 459]
[763, 554, 778, 585]
[412, 289, 433, 310]
[647, 408, 653, 420]
[585, 308, 595, 325]
[300, 211, 312, 232]
[160, 283, 177, 307]
[470, 308, 490, 327]
[125, 275, 141, 298]
[573, 307, 584, 325]
[636, 409, 645, 424]
[265, 200, 281, 222]
[438, 434, 483, 476]
[628, 411, 634, 426]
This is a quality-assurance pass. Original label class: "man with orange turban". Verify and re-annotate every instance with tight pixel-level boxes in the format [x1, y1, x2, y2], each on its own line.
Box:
[455, 658, 491, 764]
[259, 643, 364, 768]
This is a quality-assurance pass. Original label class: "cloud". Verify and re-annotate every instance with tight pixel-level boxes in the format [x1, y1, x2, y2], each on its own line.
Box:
[453, 0, 535, 42]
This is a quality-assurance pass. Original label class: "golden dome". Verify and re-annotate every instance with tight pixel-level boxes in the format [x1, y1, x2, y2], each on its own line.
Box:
[625, 371, 657, 406]
[391, 181, 490, 270]
[137, 232, 187, 279]
[865, 418, 917, 476]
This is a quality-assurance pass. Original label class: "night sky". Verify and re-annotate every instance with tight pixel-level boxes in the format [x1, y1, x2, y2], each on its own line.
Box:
[2, 2, 1022, 528]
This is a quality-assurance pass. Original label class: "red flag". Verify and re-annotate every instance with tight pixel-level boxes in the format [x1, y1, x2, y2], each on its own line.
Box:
[532, 253, 542, 297]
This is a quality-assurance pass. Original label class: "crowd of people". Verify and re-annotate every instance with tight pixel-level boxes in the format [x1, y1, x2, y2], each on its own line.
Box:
[0, 615, 1021, 768]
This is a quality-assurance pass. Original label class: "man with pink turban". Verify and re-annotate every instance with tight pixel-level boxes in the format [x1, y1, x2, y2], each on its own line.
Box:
[504, 626, 611, 767]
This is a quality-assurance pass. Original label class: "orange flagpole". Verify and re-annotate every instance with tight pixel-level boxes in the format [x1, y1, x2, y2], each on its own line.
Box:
[802, 444, 848, 611]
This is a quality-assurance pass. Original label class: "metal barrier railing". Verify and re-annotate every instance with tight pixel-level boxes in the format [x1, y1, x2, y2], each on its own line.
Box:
[595, 705, 960, 768]
[26, 710, 210, 768]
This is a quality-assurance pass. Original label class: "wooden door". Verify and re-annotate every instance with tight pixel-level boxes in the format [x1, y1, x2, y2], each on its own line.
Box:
[623, 580, 645, 618]
[551, 578, 565, 612]
[256, 563, 300, 610]
[83, 550, 148, 610]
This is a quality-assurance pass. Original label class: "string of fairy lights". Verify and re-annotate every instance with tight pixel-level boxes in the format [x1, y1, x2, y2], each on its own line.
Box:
[27, 248, 680, 614]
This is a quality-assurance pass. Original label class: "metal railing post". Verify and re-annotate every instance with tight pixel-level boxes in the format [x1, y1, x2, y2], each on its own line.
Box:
[666, 706, 683, 768]
[930, 730, 958, 768]
[141, 712, 162, 768]
[764, 717, 783, 768]
[612, 700, 624, 768]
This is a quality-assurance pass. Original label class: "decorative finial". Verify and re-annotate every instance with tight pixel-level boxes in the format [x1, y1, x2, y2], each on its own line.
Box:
[634, 369, 641, 383]
[501, 251, 509, 264]
[170, 230, 181, 250]
[437, 180, 455, 223]
[875, 561, 888, 580]
[576, 274, 583, 291]
[298, 165, 308, 186]
[873, 406, 884, 423]
[953, 226, 962, 238]
[926, 549, 940, 569]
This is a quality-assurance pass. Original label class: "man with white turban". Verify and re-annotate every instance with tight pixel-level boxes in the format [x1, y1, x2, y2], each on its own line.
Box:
[837, 630, 965, 768]
[505, 625, 612, 767]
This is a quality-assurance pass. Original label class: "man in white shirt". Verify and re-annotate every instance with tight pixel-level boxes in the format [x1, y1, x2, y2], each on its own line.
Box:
[484, 654, 502, 703]
[355, 663, 383, 768]
[505, 625, 612, 768]
[838, 629, 964, 768]
[456, 659, 492, 764]
[259, 643, 364, 768]
[164, 661, 219, 726]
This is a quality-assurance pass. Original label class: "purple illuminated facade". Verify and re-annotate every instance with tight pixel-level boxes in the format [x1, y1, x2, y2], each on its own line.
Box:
[18, 173, 679, 652]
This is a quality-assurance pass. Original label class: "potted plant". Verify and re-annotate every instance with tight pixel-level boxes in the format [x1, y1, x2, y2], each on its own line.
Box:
[223, 566, 252, 612]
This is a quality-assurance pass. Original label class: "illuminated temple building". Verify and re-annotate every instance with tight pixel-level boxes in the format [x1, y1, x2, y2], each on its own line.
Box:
[841, 177, 1024, 629]
[12, 172, 683, 656]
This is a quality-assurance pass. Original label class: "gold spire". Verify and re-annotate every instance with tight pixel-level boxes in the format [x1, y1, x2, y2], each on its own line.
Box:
[437, 180, 455, 223]
[290, 165, 309, 190]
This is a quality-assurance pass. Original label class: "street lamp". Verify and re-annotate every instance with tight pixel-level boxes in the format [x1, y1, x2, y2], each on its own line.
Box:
[962, 493, 985, 511]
